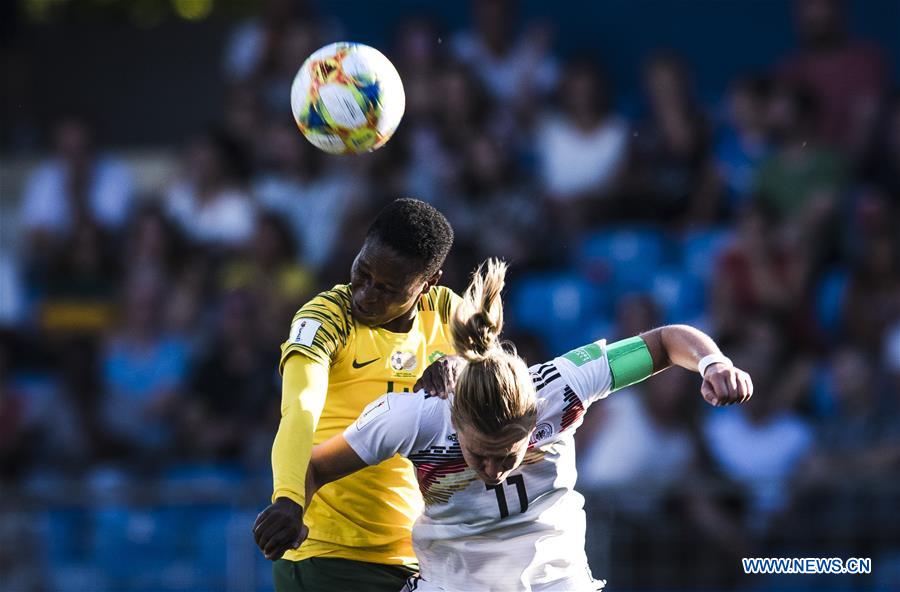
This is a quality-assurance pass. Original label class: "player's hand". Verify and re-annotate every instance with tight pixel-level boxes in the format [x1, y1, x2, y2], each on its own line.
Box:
[414, 355, 464, 399]
[253, 497, 308, 561]
[700, 363, 753, 407]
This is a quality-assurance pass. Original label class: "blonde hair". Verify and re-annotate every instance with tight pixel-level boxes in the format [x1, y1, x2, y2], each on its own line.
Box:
[450, 259, 537, 438]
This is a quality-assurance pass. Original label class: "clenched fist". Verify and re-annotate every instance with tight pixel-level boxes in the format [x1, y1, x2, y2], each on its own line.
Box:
[700, 362, 753, 406]
[253, 497, 309, 561]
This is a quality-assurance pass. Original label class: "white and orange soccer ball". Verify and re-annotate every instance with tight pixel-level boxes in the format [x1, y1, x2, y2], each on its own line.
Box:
[290, 42, 405, 155]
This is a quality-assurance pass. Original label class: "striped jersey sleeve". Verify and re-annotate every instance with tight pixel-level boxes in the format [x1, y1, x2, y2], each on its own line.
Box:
[529, 338, 654, 442]
[526, 341, 614, 441]
[279, 285, 353, 371]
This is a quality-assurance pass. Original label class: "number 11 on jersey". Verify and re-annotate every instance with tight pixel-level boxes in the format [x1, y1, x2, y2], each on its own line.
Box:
[486, 475, 528, 519]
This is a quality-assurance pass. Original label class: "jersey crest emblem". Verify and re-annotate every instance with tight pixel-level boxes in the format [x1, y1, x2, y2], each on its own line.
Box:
[530, 422, 554, 443]
[390, 351, 418, 375]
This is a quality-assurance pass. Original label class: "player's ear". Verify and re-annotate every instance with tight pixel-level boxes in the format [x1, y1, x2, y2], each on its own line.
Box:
[421, 269, 443, 295]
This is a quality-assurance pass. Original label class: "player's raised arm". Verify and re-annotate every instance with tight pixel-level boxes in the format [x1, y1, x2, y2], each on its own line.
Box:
[639, 324, 753, 406]
[253, 354, 329, 561]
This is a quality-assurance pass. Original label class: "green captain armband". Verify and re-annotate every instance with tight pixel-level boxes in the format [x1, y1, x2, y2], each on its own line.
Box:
[606, 336, 654, 392]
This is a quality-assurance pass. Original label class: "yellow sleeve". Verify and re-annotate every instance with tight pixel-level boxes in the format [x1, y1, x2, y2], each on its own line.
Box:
[271, 353, 330, 508]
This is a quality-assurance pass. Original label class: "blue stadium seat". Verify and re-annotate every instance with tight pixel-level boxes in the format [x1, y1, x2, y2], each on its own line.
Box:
[88, 506, 197, 590]
[650, 268, 707, 324]
[510, 273, 608, 353]
[45, 508, 87, 564]
[576, 226, 670, 294]
[197, 509, 232, 588]
[816, 268, 849, 339]
[679, 227, 734, 283]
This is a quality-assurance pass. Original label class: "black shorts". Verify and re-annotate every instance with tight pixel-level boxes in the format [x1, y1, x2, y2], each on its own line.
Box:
[273, 557, 418, 592]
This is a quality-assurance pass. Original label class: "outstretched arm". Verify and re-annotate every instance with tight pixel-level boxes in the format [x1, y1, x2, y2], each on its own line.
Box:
[640, 324, 753, 406]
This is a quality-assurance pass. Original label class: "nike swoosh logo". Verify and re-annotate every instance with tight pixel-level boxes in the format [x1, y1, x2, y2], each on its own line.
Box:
[352, 357, 380, 369]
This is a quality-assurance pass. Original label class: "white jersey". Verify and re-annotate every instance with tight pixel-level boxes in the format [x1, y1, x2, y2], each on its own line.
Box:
[343, 340, 616, 592]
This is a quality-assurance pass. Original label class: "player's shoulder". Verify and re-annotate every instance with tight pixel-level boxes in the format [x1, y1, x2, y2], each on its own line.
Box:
[356, 390, 448, 436]
[529, 358, 566, 393]
[295, 284, 353, 329]
[530, 339, 612, 399]
[388, 389, 450, 420]
[417, 285, 461, 325]
[281, 285, 354, 368]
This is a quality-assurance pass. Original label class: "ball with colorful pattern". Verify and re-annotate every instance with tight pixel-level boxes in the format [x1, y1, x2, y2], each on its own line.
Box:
[290, 42, 405, 155]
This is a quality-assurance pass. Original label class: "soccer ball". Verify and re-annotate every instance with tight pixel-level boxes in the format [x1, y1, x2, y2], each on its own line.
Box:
[290, 42, 405, 155]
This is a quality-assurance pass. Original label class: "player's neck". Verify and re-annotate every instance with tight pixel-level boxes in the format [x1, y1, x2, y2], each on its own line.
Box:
[380, 306, 418, 334]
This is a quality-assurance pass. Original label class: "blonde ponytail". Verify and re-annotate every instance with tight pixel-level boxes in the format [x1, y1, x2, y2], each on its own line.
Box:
[451, 259, 537, 437]
[450, 258, 507, 362]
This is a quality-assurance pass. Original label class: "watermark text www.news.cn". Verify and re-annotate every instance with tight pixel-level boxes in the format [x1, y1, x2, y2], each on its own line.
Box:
[742, 557, 872, 575]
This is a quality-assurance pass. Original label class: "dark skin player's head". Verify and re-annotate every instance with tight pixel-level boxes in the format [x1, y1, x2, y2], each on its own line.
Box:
[349, 199, 454, 333]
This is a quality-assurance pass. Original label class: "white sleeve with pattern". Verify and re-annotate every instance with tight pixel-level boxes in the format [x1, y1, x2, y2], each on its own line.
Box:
[553, 339, 614, 407]
[342, 392, 428, 466]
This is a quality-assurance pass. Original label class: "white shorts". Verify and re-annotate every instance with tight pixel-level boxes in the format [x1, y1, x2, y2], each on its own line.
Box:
[400, 573, 607, 591]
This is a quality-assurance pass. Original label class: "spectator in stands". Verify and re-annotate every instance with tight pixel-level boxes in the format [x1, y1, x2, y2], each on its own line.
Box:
[779, 0, 889, 156]
[624, 53, 719, 226]
[121, 202, 185, 284]
[32, 220, 118, 338]
[842, 232, 900, 355]
[451, 0, 558, 112]
[222, 83, 266, 164]
[405, 63, 498, 207]
[22, 219, 116, 466]
[162, 248, 212, 349]
[800, 347, 900, 486]
[99, 271, 188, 462]
[577, 296, 696, 507]
[254, 120, 356, 270]
[222, 0, 338, 85]
[714, 75, 773, 215]
[443, 133, 540, 266]
[165, 129, 255, 249]
[703, 318, 814, 532]
[182, 289, 277, 462]
[755, 82, 850, 229]
[577, 368, 699, 511]
[121, 203, 208, 347]
[711, 201, 810, 344]
[18, 115, 135, 249]
[536, 58, 629, 231]
[393, 16, 445, 122]
[258, 23, 320, 115]
[220, 211, 315, 346]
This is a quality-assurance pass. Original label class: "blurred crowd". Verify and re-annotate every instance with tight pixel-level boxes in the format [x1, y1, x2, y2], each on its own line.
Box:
[1, 0, 899, 589]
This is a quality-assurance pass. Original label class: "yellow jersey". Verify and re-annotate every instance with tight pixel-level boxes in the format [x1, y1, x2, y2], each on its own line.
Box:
[277, 284, 459, 564]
